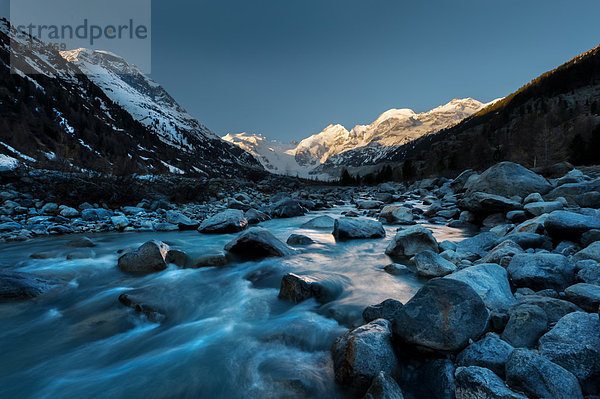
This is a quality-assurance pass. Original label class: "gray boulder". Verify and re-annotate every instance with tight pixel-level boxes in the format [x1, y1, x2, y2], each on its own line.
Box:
[502, 232, 552, 250]
[198, 209, 248, 234]
[515, 295, 582, 324]
[446, 263, 516, 312]
[385, 225, 438, 257]
[364, 371, 404, 399]
[465, 162, 552, 198]
[501, 304, 548, 348]
[279, 272, 347, 304]
[272, 198, 306, 218]
[81, 208, 112, 221]
[564, 283, 600, 312]
[117, 241, 169, 273]
[379, 205, 414, 225]
[459, 192, 522, 214]
[507, 253, 575, 291]
[334, 218, 385, 240]
[244, 208, 270, 225]
[544, 210, 600, 240]
[505, 348, 583, 399]
[392, 278, 489, 352]
[363, 299, 404, 323]
[165, 210, 199, 230]
[331, 319, 399, 392]
[456, 232, 500, 259]
[0, 270, 59, 301]
[573, 241, 600, 263]
[414, 250, 456, 277]
[224, 227, 294, 259]
[301, 215, 335, 230]
[576, 260, 600, 285]
[194, 252, 228, 268]
[118, 292, 166, 323]
[524, 201, 563, 216]
[456, 334, 515, 377]
[539, 312, 600, 394]
[286, 234, 314, 246]
[455, 366, 527, 399]
[480, 240, 523, 268]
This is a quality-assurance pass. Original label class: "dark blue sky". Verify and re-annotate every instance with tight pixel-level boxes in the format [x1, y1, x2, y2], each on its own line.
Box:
[3, 1, 600, 141]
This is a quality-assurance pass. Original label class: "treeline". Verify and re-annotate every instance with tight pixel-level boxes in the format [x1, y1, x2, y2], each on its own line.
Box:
[339, 164, 416, 186]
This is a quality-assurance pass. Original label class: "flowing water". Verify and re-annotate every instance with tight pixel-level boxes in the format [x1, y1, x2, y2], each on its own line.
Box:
[0, 205, 470, 399]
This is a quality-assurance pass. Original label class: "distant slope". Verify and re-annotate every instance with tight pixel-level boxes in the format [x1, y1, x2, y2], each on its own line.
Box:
[383, 44, 600, 178]
[0, 19, 261, 177]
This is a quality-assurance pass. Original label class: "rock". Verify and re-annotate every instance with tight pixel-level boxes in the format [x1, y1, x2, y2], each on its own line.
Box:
[505, 348, 583, 399]
[576, 260, 600, 285]
[379, 205, 414, 225]
[385, 225, 438, 257]
[455, 232, 500, 258]
[409, 359, 456, 399]
[573, 241, 600, 263]
[456, 335, 515, 377]
[524, 193, 544, 204]
[225, 227, 295, 259]
[564, 283, 600, 312]
[414, 250, 456, 277]
[331, 319, 399, 392]
[301, 215, 335, 230]
[165, 249, 193, 267]
[117, 241, 169, 273]
[121, 206, 146, 215]
[0, 221, 22, 232]
[244, 208, 270, 225]
[333, 218, 385, 240]
[364, 371, 404, 399]
[110, 215, 130, 229]
[506, 210, 527, 224]
[41, 202, 59, 215]
[446, 263, 516, 312]
[286, 234, 314, 246]
[118, 292, 166, 323]
[81, 208, 112, 221]
[459, 192, 522, 214]
[581, 229, 600, 247]
[538, 312, 600, 394]
[524, 201, 563, 216]
[198, 209, 248, 234]
[480, 240, 523, 268]
[544, 210, 600, 240]
[66, 248, 95, 260]
[154, 222, 179, 232]
[227, 199, 251, 211]
[515, 295, 583, 324]
[272, 199, 306, 218]
[66, 236, 95, 248]
[503, 232, 552, 251]
[451, 169, 477, 192]
[59, 206, 80, 218]
[363, 299, 404, 323]
[501, 304, 548, 348]
[0, 270, 59, 301]
[383, 263, 412, 276]
[194, 252, 228, 268]
[555, 168, 587, 185]
[455, 366, 527, 399]
[465, 162, 552, 198]
[165, 210, 199, 230]
[392, 278, 489, 352]
[356, 200, 383, 210]
[507, 253, 575, 291]
[279, 272, 347, 304]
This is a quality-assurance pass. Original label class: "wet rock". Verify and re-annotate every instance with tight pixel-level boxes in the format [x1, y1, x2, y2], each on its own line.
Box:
[0, 270, 59, 301]
[66, 236, 95, 248]
[165, 210, 199, 230]
[553, 240, 580, 256]
[81, 208, 112, 221]
[356, 200, 383, 210]
[480, 240, 523, 268]
[385, 225, 438, 257]
[363, 299, 404, 323]
[194, 252, 228, 268]
[456, 334, 514, 377]
[459, 192, 522, 214]
[227, 199, 251, 211]
[118, 292, 166, 323]
[117, 241, 169, 273]
[0, 221, 23, 232]
[272, 199, 306, 218]
[581, 229, 600, 247]
[165, 249, 193, 267]
[538, 312, 600, 395]
[465, 162, 552, 198]
[379, 205, 414, 225]
[286, 234, 314, 246]
[507, 253, 575, 291]
[573, 241, 600, 263]
[451, 169, 477, 192]
[455, 366, 527, 399]
[59, 206, 80, 218]
[515, 295, 582, 324]
[364, 371, 404, 399]
[279, 272, 347, 304]
[41, 202, 59, 215]
[66, 248, 95, 260]
[446, 263, 516, 312]
[501, 304, 548, 348]
[333, 218, 385, 240]
[502, 232, 552, 251]
[455, 232, 500, 259]
[121, 206, 145, 215]
[301, 215, 335, 230]
[198, 209, 248, 234]
[564, 283, 600, 312]
[225, 227, 295, 259]
[392, 278, 489, 353]
[383, 263, 411, 276]
[524, 192, 544, 204]
[505, 348, 583, 399]
[331, 319, 399, 392]
[414, 250, 456, 277]
[244, 208, 270, 225]
[29, 250, 60, 259]
[544, 210, 600, 240]
[576, 260, 600, 285]
[524, 201, 563, 216]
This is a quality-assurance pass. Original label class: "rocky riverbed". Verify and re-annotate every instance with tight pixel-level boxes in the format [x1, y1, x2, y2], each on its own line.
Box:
[1, 161, 600, 398]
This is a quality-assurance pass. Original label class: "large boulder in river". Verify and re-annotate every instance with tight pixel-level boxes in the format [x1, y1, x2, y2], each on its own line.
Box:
[272, 198, 306, 218]
[363, 299, 404, 323]
[459, 192, 522, 214]
[392, 278, 489, 353]
[0, 270, 59, 301]
[544, 210, 600, 240]
[446, 263, 516, 312]
[333, 218, 385, 240]
[465, 162, 552, 198]
[198, 209, 248, 234]
[507, 253, 575, 291]
[505, 348, 583, 399]
[379, 205, 414, 225]
[278, 272, 347, 304]
[224, 227, 295, 259]
[414, 250, 456, 277]
[385, 225, 438, 257]
[301, 215, 335, 230]
[117, 241, 169, 273]
[455, 366, 527, 399]
[331, 319, 399, 392]
[538, 312, 600, 395]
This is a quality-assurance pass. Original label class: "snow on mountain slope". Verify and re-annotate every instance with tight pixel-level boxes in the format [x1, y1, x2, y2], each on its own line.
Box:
[60, 48, 216, 150]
